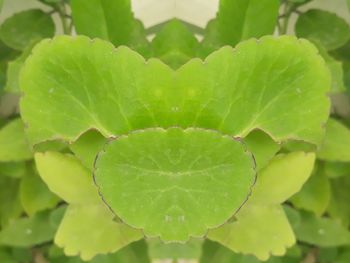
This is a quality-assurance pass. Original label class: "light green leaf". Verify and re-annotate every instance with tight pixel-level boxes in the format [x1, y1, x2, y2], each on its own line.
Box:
[208, 204, 295, 261]
[290, 168, 331, 216]
[0, 118, 32, 162]
[287, 210, 350, 247]
[317, 118, 350, 161]
[70, 0, 149, 55]
[152, 19, 199, 69]
[249, 152, 315, 205]
[20, 167, 60, 216]
[69, 130, 107, 170]
[202, 0, 279, 52]
[0, 9, 55, 51]
[148, 239, 202, 260]
[0, 211, 57, 247]
[94, 128, 256, 242]
[243, 130, 280, 170]
[295, 9, 350, 51]
[327, 175, 350, 227]
[20, 35, 330, 145]
[35, 151, 100, 204]
[55, 203, 142, 261]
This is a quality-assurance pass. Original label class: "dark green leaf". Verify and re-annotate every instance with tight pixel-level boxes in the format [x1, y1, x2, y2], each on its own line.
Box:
[0, 9, 55, 51]
[295, 9, 350, 51]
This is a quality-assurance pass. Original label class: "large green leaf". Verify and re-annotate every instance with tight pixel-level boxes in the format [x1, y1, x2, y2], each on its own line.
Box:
[70, 0, 149, 55]
[208, 204, 295, 261]
[55, 203, 142, 261]
[317, 118, 350, 161]
[20, 35, 330, 145]
[287, 209, 350, 247]
[0, 211, 58, 247]
[249, 152, 315, 205]
[151, 19, 199, 69]
[0, 9, 55, 51]
[0, 118, 32, 162]
[35, 152, 100, 204]
[295, 9, 350, 51]
[202, 0, 279, 53]
[94, 128, 255, 242]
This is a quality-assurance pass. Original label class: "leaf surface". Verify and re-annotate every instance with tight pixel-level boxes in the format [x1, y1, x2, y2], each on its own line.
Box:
[0, 211, 57, 247]
[249, 152, 315, 205]
[35, 152, 100, 204]
[295, 9, 350, 51]
[208, 204, 295, 261]
[152, 19, 199, 69]
[317, 118, 350, 161]
[0, 118, 32, 162]
[55, 203, 142, 261]
[202, 0, 279, 53]
[0, 9, 55, 51]
[20, 35, 330, 145]
[94, 128, 256, 241]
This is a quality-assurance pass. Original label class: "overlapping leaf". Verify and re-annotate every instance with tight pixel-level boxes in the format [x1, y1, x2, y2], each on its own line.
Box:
[35, 152, 143, 259]
[208, 152, 315, 260]
[94, 128, 255, 241]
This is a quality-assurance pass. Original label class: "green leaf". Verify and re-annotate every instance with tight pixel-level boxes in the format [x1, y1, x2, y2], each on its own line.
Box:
[295, 9, 350, 51]
[94, 128, 256, 242]
[315, 43, 346, 93]
[0, 175, 22, 227]
[249, 152, 315, 205]
[290, 167, 331, 216]
[19, 166, 60, 216]
[151, 19, 199, 69]
[5, 43, 36, 93]
[317, 118, 350, 162]
[35, 151, 101, 204]
[69, 130, 107, 170]
[208, 204, 295, 261]
[55, 203, 142, 261]
[0, 211, 58, 247]
[0, 162, 27, 178]
[0, 118, 32, 162]
[0, 9, 55, 51]
[287, 209, 350, 247]
[202, 0, 279, 52]
[327, 175, 350, 227]
[148, 239, 202, 260]
[324, 162, 350, 178]
[200, 240, 260, 263]
[70, 0, 149, 55]
[20, 35, 330, 145]
[243, 130, 280, 170]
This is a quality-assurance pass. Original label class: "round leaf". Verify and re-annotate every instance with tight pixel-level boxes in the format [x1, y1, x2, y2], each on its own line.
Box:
[0, 9, 55, 51]
[94, 128, 256, 242]
[295, 9, 350, 51]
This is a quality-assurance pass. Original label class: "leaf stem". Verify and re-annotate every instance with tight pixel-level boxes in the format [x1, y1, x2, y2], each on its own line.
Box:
[56, 2, 71, 35]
